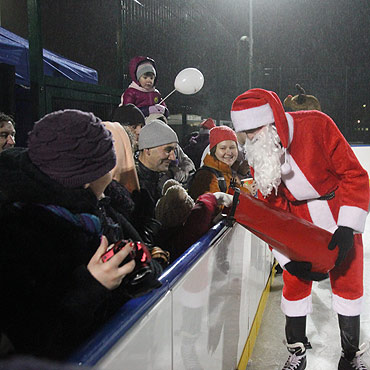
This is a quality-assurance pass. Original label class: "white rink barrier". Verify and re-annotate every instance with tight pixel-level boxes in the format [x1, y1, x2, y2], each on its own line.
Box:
[352, 145, 370, 176]
[69, 221, 273, 369]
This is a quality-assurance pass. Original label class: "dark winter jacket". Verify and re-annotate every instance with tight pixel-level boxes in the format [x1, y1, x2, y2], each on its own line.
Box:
[103, 179, 143, 242]
[135, 160, 162, 217]
[0, 148, 133, 360]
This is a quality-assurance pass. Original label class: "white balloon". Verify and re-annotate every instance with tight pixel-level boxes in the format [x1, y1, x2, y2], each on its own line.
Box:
[174, 68, 204, 95]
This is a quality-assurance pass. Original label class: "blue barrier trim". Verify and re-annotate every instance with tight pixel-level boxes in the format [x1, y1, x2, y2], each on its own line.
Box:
[68, 220, 227, 366]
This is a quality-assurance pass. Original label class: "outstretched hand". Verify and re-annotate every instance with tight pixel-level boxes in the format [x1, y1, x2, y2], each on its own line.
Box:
[284, 261, 329, 281]
[328, 226, 354, 267]
[87, 236, 135, 290]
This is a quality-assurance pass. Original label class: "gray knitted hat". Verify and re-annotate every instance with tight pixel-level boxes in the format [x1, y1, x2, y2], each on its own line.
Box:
[136, 62, 156, 80]
[138, 119, 178, 150]
[28, 109, 116, 188]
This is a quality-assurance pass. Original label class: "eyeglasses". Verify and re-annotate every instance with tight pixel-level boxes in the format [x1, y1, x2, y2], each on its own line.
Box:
[0, 132, 16, 140]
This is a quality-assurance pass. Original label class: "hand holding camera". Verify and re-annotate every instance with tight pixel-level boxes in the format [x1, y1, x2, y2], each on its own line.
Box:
[102, 238, 165, 295]
[88, 236, 135, 290]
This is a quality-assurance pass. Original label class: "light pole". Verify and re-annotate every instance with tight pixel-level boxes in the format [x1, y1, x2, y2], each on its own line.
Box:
[237, 36, 248, 92]
[248, 0, 253, 90]
[237, 1, 253, 91]
[238, 35, 252, 91]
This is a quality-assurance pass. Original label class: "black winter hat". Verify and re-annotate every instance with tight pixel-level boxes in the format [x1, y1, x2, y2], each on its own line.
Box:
[112, 104, 146, 127]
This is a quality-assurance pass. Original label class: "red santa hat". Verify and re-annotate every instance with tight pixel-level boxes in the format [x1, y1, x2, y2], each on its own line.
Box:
[200, 118, 216, 130]
[230, 88, 290, 149]
[209, 125, 237, 149]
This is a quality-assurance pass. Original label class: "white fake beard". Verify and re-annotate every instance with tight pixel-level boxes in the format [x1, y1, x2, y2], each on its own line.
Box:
[244, 124, 284, 198]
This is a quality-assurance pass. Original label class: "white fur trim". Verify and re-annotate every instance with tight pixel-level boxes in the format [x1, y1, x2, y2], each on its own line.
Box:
[281, 295, 313, 316]
[337, 205, 369, 233]
[285, 113, 294, 147]
[332, 293, 363, 315]
[272, 248, 291, 267]
[307, 199, 338, 233]
[282, 155, 321, 200]
[231, 103, 274, 132]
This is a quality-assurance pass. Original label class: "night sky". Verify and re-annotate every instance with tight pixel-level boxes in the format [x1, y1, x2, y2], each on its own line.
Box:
[224, 0, 370, 139]
[1, 0, 369, 142]
[233, 0, 370, 69]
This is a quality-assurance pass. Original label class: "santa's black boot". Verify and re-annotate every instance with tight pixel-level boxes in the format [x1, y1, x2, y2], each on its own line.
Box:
[338, 314, 368, 370]
[282, 316, 311, 370]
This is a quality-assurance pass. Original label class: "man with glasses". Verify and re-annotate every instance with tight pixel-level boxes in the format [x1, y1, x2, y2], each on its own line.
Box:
[0, 113, 16, 152]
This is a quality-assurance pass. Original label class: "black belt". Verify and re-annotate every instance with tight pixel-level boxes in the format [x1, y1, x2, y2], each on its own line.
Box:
[317, 190, 335, 201]
[290, 190, 336, 205]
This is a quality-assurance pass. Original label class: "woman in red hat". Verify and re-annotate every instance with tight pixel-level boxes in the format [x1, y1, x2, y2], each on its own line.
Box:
[188, 125, 253, 200]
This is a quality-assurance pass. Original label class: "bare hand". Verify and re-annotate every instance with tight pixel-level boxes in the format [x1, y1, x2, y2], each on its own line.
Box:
[87, 236, 136, 290]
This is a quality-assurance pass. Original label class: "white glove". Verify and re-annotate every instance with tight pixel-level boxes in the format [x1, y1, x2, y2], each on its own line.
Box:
[149, 104, 166, 115]
[213, 192, 233, 207]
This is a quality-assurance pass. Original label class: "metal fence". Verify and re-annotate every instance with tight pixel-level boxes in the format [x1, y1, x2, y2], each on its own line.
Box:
[9, 0, 369, 144]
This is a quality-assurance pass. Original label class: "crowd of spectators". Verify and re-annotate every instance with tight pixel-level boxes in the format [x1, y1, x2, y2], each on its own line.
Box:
[0, 101, 250, 365]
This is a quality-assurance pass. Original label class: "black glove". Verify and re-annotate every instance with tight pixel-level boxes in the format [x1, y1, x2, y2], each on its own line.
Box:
[285, 261, 329, 281]
[124, 259, 163, 297]
[328, 226, 354, 267]
[139, 218, 162, 246]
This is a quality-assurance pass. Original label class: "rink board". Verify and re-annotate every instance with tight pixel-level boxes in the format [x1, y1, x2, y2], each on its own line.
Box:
[68, 221, 273, 369]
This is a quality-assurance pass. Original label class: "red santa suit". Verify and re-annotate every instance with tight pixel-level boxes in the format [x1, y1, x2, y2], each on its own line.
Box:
[231, 88, 369, 317]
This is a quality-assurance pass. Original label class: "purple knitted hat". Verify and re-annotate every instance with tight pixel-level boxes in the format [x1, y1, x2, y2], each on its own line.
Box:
[28, 109, 116, 188]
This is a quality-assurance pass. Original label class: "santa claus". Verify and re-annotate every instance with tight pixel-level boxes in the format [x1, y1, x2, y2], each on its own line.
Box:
[231, 88, 370, 370]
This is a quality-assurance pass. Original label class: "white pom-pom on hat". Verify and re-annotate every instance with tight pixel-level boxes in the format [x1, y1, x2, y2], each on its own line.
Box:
[281, 148, 292, 175]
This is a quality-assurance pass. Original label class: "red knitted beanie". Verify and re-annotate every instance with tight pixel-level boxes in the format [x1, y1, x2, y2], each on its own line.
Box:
[209, 126, 237, 149]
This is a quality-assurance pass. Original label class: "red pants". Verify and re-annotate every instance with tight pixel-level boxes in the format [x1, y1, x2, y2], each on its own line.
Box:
[282, 234, 364, 316]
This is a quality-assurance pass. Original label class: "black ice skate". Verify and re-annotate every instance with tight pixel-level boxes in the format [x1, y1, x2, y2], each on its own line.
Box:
[282, 342, 307, 370]
[338, 343, 369, 370]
